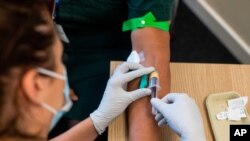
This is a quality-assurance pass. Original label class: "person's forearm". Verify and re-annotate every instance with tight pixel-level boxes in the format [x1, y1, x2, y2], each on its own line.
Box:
[50, 117, 98, 141]
[128, 27, 171, 141]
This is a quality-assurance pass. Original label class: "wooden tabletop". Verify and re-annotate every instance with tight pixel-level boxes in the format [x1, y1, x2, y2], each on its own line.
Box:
[108, 62, 250, 141]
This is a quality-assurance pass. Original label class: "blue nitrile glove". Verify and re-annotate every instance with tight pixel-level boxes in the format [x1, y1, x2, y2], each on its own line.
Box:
[90, 62, 154, 135]
[151, 93, 206, 141]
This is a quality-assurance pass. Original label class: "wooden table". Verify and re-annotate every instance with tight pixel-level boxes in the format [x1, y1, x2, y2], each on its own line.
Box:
[108, 62, 250, 141]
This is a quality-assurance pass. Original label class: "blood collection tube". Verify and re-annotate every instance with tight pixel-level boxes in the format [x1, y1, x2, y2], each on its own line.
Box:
[149, 71, 159, 115]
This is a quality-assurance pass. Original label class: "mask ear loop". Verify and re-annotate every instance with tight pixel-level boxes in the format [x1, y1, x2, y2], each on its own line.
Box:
[61, 80, 73, 112]
[37, 67, 66, 80]
[41, 103, 58, 114]
[37, 67, 72, 112]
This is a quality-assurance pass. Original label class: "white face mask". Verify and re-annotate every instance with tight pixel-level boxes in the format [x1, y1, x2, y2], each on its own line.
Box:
[37, 67, 72, 131]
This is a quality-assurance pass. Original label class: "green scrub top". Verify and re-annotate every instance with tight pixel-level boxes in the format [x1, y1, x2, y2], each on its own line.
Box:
[59, 0, 174, 31]
[58, 0, 174, 120]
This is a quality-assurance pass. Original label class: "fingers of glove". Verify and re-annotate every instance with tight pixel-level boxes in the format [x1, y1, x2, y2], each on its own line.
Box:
[155, 113, 164, 122]
[122, 67, 154, 83]
[128, 88, 151, 101]
[115, 62, 144, 74]
[151, 98, 169, 115]
[165, 93, 188, 103]
[152, 107, 158, 115]
[158, 118, 167, 127]
[161, 94, 170, 103]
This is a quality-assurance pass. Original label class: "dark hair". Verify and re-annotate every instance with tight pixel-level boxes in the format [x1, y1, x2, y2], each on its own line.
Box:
[0, 0, 56, 139]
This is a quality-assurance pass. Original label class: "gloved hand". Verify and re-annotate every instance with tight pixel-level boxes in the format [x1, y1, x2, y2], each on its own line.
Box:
[151, 93, 206, 141]
[90, 62, 154, 135]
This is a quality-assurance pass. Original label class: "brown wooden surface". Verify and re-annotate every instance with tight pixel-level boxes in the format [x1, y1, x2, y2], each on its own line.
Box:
[108, 61, 250, 141]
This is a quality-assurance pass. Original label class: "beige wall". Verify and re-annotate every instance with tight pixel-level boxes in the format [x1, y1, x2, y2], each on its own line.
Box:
[183, 0, 250, 63]
[205, 0, 250, 46]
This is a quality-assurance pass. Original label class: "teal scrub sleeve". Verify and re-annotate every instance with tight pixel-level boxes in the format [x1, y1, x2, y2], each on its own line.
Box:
[127, 0, 174, 21]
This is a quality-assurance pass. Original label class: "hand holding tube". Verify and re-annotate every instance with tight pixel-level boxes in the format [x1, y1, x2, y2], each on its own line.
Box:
[90, 62, 154, 135]
[151, 93, 206, 141]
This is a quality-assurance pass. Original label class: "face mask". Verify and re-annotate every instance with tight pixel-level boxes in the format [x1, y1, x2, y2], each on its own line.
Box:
[37, 67, 73, 131]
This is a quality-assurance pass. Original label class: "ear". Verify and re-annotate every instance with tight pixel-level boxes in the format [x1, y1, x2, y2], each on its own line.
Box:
[21, 69, 47, 105]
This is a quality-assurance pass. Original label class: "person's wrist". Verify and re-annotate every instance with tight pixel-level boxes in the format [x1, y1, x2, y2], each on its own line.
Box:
[89, 116, 100, 135]
[90, 109, 110, 135]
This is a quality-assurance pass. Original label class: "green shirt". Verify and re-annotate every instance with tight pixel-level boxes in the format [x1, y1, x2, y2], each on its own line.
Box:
[58, 0, 174, 31]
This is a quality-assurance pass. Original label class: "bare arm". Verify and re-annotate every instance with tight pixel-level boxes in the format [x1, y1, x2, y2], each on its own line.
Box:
[128, 26, 171, 141]
[50, 118, 98, 141]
